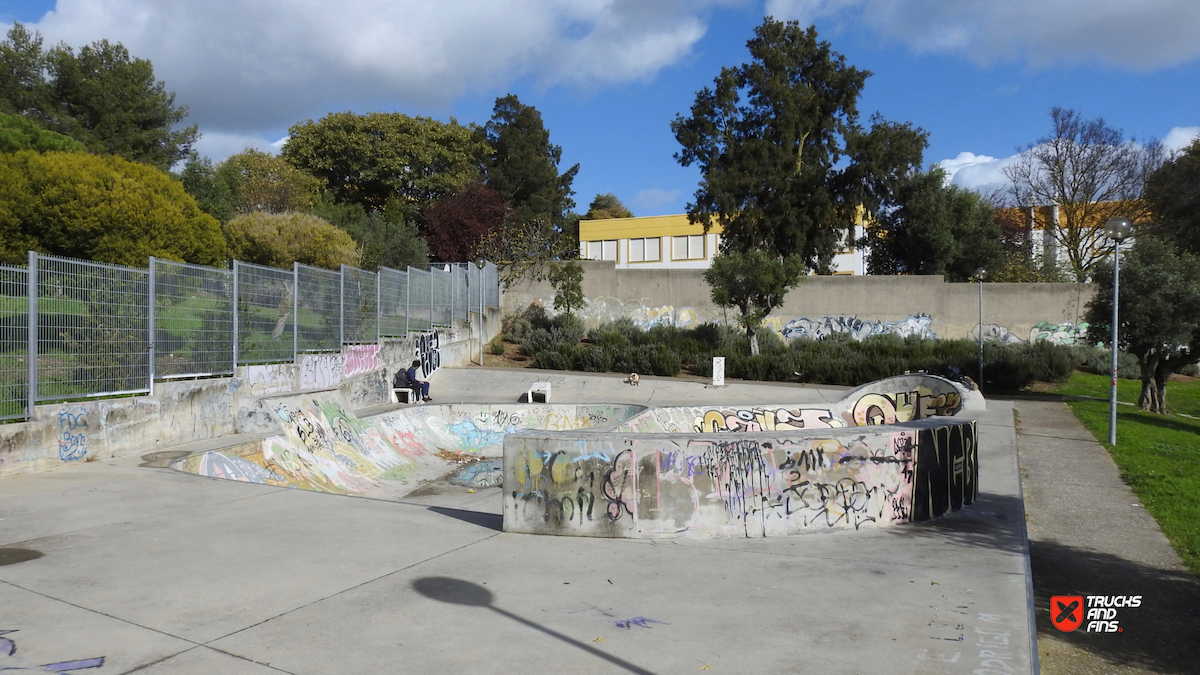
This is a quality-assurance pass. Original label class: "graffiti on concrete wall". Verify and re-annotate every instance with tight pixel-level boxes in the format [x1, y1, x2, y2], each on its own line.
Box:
[781, 314, 936, 341]
[576, 296, 702, 330]
[343, 344, 383, 377]
[414, 331, 441, 376]
[299, 353, 343, 390]
[243, 365, 298, 396]
[971, 321, 1090, 346]
[506, 419, 977, 538]
[56, 405, 90, 461]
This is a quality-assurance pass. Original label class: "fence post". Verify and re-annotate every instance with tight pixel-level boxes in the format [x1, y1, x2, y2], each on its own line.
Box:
[405, 268, 411, 335]
[339, 264, 346, 346]
[293, 263, 300, 361]
[376, 269, 381, 343]
[26, 251, 37, 418]
[148, 256, 156, 396]
[232, 260, 239, 368]
[429, 270, 434, 330]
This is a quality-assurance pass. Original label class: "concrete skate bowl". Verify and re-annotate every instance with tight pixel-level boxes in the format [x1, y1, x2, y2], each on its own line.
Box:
[503, 374, 982, 539]
[170, 397, 643, 500]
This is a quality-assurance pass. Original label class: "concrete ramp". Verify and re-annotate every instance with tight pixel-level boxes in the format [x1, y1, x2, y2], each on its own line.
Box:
[171, 395, 642, 500]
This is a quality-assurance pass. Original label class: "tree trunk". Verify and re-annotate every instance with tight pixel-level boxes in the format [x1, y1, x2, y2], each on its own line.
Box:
[1154, 358, 1173, 415]
[1137, 355, 1157, 411]
[749, 330, 760, 357]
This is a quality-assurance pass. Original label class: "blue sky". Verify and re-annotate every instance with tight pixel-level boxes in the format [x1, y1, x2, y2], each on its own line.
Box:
[3, 0, 1198, 215]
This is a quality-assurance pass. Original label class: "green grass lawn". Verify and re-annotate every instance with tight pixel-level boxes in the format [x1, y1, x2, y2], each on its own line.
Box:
[1053, 372, 1200, 575]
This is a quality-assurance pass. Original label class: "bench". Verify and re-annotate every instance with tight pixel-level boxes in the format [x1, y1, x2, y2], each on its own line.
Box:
[528, 381, 551, 403]
[391, 388, 416, 404]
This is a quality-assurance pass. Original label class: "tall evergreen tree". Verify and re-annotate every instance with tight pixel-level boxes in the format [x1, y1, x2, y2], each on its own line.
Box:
[479, 94, 579, 232]
[672, 19, 926, 272]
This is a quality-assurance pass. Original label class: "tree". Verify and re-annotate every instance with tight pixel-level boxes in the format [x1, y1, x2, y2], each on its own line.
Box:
[218, 149, 322, 215]
[476, 218, 576, 288]
[672, 19, 927, 272]
[704, 250, 805, 355]
[0, 111, 87, 153]
[0, 23, 48, 117]
[584, 193, 633, 220]
[282, 111, 487, 214]
[1004, 108, 1163, 282]
[308, 200, 429, 271]
[223, 212, 359, 270]
[547, 260, 584, 316]
[479, 94, 579, 232]
[988, 206, 1070, 282]
[1084, 236, 1200, 414]
[0, 150, 226, 266]
[1144, 139, 1200, 255]
[863, 167, 1003, 280]
[178, 153, 237, 224]
[422, 180, 507, 261]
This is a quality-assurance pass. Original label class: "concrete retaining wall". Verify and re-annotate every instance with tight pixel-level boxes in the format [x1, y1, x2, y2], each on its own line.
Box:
[505, 260, 1093, 345]
[0, 309, 502, 478]
[503, 374, 981, 538]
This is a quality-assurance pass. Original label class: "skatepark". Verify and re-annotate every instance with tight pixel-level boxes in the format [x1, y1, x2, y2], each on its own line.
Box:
[0, 366, 1035, 674]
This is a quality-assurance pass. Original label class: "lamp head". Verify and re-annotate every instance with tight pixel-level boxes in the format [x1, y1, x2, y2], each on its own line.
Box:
[1104, 217, 1134, 241]
[474, 256, 486, 270]
[974, 267, 986, 280]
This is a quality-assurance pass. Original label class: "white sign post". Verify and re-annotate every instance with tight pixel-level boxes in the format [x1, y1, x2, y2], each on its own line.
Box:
[712, 357, 725, 387]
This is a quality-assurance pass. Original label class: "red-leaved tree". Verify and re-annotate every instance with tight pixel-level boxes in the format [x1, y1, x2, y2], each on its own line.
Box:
[421, 180, 507, 261]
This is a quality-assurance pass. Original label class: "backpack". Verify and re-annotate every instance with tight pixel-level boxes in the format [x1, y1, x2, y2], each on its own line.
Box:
[392, 369, 410, 389]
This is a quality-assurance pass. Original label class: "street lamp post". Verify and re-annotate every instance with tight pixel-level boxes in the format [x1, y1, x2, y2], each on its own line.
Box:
[1104, 217, 1134, 445]
[474, 257, 486, 367]
[975, 267, 986, 389]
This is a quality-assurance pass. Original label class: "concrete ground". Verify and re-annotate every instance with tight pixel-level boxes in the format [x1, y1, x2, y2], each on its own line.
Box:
[1, 368, 1034, 674]
[1014, 400, 1200, 675]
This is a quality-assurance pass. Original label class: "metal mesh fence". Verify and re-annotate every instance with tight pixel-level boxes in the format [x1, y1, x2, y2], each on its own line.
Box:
[0, 265, 28, 420]
[430, 265, 452, 328]
[35, 254, 149, 401]
[341, 265, 378, 344]
[407, 267, 432, 333]
[378, 267, 408, 337]
[235, 261, 294, 364]
[153, 259, 234, 378]
[296, 264, 340, 352]
[0, 254, 499, 419]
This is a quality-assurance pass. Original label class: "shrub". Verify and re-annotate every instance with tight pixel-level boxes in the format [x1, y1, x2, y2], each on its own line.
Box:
[573, 345, 612, 372]
[611, 317, 647, 345]
[521, 328, 572, 356]
[533, 349, 573, 371]
[645, 344, 682, 377]
[755, 326, 786, 352]
[488, 338, 505, 355]
[551, 312, 587, 345]
[503, 318, 532, 343]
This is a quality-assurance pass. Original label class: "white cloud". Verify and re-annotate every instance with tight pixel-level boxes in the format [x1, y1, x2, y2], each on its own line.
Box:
[191, 131, 287, 164]
[1164, 126, 1200, 153]
[634, 187, 682, 212]
[30, 0, 741, 146]
[765, 0, 1200, 70]
[937, 151, 1018, 195]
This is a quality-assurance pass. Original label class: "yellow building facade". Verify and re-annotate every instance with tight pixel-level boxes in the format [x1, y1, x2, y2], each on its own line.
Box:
[580, 213, 866, 274]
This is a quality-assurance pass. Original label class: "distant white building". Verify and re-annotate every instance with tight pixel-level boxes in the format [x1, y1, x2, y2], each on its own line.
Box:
[579, 213, 867, 274]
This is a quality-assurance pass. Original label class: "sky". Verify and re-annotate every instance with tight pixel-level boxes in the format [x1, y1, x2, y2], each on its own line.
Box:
[2, 0, 1198, 216]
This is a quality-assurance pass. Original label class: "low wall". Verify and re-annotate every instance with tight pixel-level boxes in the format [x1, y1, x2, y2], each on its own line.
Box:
[505, 261, 1093, 345]
[0, 312, 501, 478]
[503, 374, 981, 538]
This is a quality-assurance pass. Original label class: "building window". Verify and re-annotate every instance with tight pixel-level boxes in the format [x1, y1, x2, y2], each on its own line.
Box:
[584, 240, 618, 261]
[671, 235, 704, 260]
[628, 237, 661, 262]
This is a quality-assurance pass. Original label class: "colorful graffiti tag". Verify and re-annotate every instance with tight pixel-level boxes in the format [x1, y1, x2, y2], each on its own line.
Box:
[972, 321, 1090, 346]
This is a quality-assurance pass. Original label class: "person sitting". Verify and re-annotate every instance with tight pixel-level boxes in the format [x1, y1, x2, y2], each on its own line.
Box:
[403, 359, 431, 402]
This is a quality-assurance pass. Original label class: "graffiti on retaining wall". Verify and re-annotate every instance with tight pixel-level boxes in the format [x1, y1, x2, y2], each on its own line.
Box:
[971, 321, 1090, 346]
[299, 354, 343, 390]
[507, 419, 977, 537]
[344, 344, 383, 377]
[56, 405, 90, 461]
[577, 296, 702, 330]
[780, 314, 936, 341]
[414, 331, 440, 376]
[244, 365, 298, 396]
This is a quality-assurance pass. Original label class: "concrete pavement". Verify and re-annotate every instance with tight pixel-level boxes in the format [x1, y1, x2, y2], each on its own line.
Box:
[1, 368, 1034, 674]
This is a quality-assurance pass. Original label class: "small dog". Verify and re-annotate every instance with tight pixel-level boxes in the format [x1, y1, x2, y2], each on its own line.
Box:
[625, 373, 640, 386]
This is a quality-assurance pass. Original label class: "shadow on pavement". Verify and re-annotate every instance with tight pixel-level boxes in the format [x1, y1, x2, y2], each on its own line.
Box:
[412, 576, 656, 675]
[887, 492, 1027, 557]
[423, 506, 503, 532]
[1030, 539, 1200, 674]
